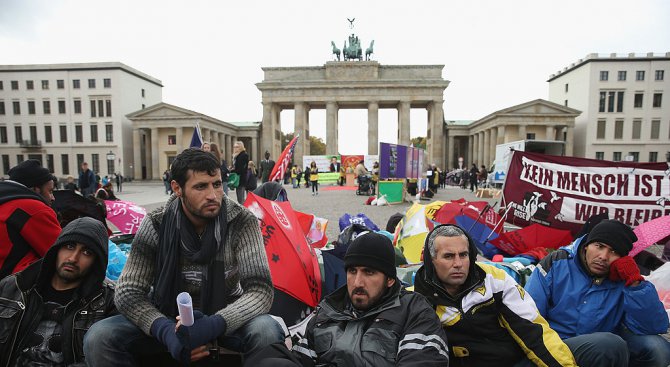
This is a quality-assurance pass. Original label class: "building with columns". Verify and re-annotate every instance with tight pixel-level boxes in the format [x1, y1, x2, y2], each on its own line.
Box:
[548, 52, 670, 162]
[445, 99, 579, 169]
[127, 103, 260, 180]
[256, 61, 449, 168]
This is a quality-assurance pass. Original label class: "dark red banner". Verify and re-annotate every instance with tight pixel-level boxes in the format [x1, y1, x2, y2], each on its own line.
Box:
[502, 151, 670, 235]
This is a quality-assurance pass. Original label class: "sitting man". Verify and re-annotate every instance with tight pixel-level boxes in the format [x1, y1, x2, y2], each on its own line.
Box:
[0, 217, 116, 366]
[247, 232, 450, 366]
[414, 224, 576, 367]
[84, 148, 284, 366]
[0, 159, 61, 278]
[526, 219, 670, 367]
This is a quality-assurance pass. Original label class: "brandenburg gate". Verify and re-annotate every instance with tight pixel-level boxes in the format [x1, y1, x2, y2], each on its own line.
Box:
[256, 61, 450, 167]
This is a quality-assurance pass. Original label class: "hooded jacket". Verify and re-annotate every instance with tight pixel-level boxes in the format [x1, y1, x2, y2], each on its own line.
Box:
[0, 217, 116, 366]
[0, 181, 61, 278]
[293, 280, 449, 366]
[525, 235, 669, 338]
[414, 224, 575, 367]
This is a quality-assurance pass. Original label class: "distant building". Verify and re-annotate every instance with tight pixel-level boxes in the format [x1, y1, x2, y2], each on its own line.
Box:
[547, 52, 670, 162]
[0, 62, 163, 179]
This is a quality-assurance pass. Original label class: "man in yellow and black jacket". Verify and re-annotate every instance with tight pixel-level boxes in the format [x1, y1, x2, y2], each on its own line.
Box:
[414, 224, 576, 367]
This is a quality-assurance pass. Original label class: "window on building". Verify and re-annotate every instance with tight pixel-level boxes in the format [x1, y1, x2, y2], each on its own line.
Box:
[28, 101, 35, 115]
[46, 154, 54, 173]
[595, 152, 604, 160]
[29, 126, 37, 144]
[655, 70, 664, 81]
[596, 119, 606, 139]
[564, 100, 568, 107]
[628, 152, 639, 162]
[0, 126, 7, 143]
[61, 154, 69, 175]
[13, 101, 20, 115]
[11, 81, 18, 90]
[57, 79, 64, 89]
[632, 119, 641, 139]
[60, 125, 67, 143]
[43, 100, 51, 114]
[90, 124, 98, 142]
[75, 125, 83, 143]
[616, 92, 624, 112]
[613, 152, 622, 161]
[58, 100, 66, 114]
[76, 154, 84, 173]
[653, 93, 662, 108]
[168, 135, 176, 145]
[0, 81, 3, 90]
[105, 124, 113, 142]
[141, 88, 145, 97]
[107, 156, 115, 175]
[14, 126, 22, 143]
[88, 79, 96, 88]
[105, 100, 112, 117]
[17, 155, 24, 164]
[104, 78, 111, 88]
[636, 70, 645, 81]
[41, 80, 49, 90]
[73, 79, 80, 89]
[651, 120, 660, 139]
[2, 155, 9, 175]
[45, 125, 52, 143]
[0, 101, 4, 115]
[141, 104, 145, 109]
[618, 71, 626, 81]
[74, 99, 81, 114]
[599, 92, 606, 112]
[614, 119, 624, 139]
[600, 71, 609, 81]
[92, 154, 99, 173]
[97, 100, 104, 117]
[26, 80, 34, 90]
[634, 93, 643, 108]
[526, 133, 536, 140]
[90, 100, 96, 117]
[607, 91, 615, 112]
[649, 152, 658, 162]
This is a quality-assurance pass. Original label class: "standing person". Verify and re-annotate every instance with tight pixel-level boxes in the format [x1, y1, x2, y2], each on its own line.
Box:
[309, 161, 319, 196]
[247, 232, 450, 366]
[525, 220, 670, 367]
[201, 142, 211, 152]
[258, 151, 275, 184]
[0, 160, 61, 277]
[469, 163, 478, 192]
[64, 175, 79, 191]
[162, 169, 172, 195]
[79, 162, 96, 197]
[115, 172, 123, 193]
[0, 217, 116, 367]
[210, 143, 229, 196]
[478, 165, 488, 187]
[371, 161, 379, 194]
[246, 161, 258, 194]
[304, 165, 311, 188]
[84, 148, 283, 366]
[233, 141, 249, 204]
[296, 167, 303, 188]
[414, 224, 576, 367]
[290, 165, 298, 188]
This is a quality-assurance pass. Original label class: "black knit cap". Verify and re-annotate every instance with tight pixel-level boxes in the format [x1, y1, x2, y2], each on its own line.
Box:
[585, 219, 637, 256]
[8, 159, 54, 188]
[53, 217, 108, 256]
[344, 232, 397, 278]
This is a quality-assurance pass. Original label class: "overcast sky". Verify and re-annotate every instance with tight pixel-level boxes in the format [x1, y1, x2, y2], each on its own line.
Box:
[1, 0, 669, 154]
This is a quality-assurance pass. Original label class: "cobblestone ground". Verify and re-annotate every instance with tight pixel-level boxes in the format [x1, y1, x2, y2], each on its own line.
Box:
[115, 180, 501, 244]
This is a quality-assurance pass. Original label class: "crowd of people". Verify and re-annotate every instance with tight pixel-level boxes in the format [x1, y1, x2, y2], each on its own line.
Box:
[0, 148, 668, 366]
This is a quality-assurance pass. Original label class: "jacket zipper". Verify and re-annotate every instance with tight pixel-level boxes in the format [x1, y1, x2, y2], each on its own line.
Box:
[3, 279, 26, 367]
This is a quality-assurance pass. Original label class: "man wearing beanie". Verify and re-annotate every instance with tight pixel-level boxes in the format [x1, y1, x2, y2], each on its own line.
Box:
[0, 217, 116, 366]
[526, 219, 670, 367]
[0, 159, 61, 277]
[247, 231, 449, 366]
[414, 224, 576, 367]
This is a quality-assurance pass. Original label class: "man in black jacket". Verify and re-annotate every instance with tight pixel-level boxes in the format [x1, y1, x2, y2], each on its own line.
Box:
[0, 217, 116, 367]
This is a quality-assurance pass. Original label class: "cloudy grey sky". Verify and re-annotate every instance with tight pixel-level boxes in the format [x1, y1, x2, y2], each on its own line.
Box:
[1, 0, 669, 154]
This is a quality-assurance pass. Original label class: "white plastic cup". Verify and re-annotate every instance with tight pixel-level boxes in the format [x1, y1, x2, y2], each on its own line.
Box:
[176, 292, 194, 327]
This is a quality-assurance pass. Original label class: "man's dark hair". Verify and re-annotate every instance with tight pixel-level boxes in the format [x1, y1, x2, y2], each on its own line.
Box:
[171, 148, 221, 188]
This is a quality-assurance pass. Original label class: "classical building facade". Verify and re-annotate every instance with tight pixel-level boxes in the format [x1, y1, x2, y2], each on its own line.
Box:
[548, 52, 670, 162]
[127, 103, 260, 180]
[0, 62, 162, 179]
[256, 61, 449, 167]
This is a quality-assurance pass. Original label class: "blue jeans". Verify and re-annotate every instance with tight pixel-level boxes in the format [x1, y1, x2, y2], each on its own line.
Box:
[83, 314, 285, 367]
[563, 330, 670, 367]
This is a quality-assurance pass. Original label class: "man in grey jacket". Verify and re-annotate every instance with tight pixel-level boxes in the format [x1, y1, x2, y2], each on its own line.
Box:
[84, 148, 283, 366]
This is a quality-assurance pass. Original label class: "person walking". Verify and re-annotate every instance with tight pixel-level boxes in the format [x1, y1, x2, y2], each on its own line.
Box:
[258, 151, 275, 184]
[469, 163, 479, 192]
[296, 167, 303, 188]
[233, 141, 249, 204]
[162, 170, 171, 195]
[309, 161, 319, 196]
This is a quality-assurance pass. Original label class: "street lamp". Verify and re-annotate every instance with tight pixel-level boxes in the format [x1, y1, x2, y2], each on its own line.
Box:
[106, 150, 116, 161]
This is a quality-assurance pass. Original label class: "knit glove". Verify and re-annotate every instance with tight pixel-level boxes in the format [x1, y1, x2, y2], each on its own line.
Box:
[177, 311, 227, 350]
[151, 317, 190, 365]
[609, 256, 644, 286]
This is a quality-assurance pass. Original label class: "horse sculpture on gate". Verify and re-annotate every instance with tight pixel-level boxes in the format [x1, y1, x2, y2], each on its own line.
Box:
[365, 40, 374, 61]
[343, 33, 362, 61]
[331, 41, 341, 61]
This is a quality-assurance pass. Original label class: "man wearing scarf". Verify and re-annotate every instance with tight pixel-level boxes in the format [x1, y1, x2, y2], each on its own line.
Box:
[84, 148, 283, 366]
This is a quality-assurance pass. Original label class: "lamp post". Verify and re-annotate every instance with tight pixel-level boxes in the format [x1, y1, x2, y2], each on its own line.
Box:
[106, 151, 116, 175]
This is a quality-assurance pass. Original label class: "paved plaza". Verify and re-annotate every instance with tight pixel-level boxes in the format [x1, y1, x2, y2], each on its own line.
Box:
[113, 180, 501, 243]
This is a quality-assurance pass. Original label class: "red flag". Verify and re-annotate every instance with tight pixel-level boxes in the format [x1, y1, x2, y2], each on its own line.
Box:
[269, 135, 299, 182]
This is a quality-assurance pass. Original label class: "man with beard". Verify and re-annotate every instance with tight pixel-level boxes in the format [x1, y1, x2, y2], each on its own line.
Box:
[84, 148, 283, 366]
[0, 217, 116, 367]
[414, 224, 576, 367]
[247, 232, 449, 366]
[526, 219, 670, 367]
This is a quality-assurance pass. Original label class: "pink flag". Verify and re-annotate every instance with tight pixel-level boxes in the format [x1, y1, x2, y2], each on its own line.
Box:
[105, 200, 146, 235]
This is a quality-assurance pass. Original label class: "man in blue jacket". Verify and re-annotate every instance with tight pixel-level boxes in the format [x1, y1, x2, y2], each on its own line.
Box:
[526, 219, 670, 367]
